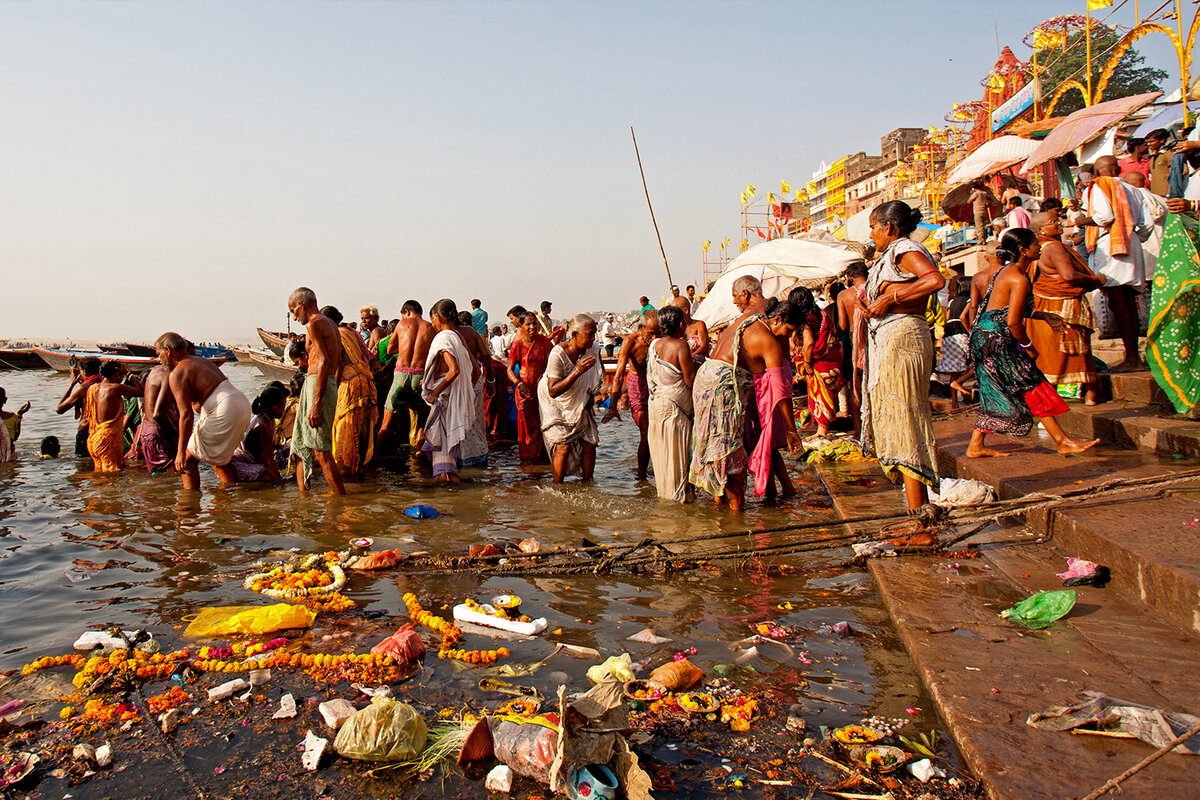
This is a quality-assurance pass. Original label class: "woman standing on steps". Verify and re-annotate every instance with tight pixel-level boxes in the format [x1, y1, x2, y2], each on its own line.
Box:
[965, 228, 1100, 459]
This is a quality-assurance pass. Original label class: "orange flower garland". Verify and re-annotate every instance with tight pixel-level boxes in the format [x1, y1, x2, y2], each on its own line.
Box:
[145, 686, 191, 715]
[403, 592, 509, 666]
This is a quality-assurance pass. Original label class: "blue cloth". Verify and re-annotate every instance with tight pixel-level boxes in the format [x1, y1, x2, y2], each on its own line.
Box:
[1168, 152, 1190, 199]
[403, 504, 439, 520]
[470, 307, 488, 336]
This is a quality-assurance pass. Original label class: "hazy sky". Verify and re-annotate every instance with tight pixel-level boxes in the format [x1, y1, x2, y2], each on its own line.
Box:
[0, 1, 1181, 342]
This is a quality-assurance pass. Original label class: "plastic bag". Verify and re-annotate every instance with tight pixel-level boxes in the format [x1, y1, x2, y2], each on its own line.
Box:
[586, 653, 634, 684]
[333, 697, 427, 761]
[350, 550, 400, 570]
[650, 659, 703, 691]
[1000, 590, 1076, 629]
[489, 717, 558, 782]
[404, 504, 439, 520]
[184, 604, 315, 637]
[371, 624, 426, 664]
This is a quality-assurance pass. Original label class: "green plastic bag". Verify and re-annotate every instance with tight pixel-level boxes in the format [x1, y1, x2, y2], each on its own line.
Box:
[334, 697, 427, 762]
[1000, 590, 1076, 629]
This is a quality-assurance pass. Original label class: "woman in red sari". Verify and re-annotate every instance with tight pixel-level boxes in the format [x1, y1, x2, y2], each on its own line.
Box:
[506, 312, 553, 461]
[800, 303, 844, 437]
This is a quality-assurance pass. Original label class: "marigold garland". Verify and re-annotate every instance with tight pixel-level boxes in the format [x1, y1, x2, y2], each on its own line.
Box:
[403, 592, 509, 666]
[243, 552, 347, 599]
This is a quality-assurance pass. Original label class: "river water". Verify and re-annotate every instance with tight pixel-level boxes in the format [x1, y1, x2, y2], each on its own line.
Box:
[0, 364, 953, 798]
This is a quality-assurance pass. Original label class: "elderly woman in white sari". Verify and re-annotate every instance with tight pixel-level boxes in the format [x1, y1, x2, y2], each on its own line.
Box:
[418, 298, 479, 487]
[538, 314, 604, 483]
[862, 201, 945, 540]
[647, 304, 696, 502]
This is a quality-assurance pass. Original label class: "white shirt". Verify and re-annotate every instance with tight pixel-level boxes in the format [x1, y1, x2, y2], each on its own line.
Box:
[1085, 179, 1146, 287]
[599, 320, 619, 344]
[490, 335, 507, 359]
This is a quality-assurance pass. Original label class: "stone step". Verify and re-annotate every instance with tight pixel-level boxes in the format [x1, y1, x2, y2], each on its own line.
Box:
[815, 459, 1200, 800]
[931, 415, 1200, 636]
[1096, 370, 1172, 407]
[1056, 401, 1200, 460]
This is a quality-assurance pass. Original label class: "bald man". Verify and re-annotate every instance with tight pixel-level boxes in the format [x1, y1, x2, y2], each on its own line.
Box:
[1078, 155, 1148, 371]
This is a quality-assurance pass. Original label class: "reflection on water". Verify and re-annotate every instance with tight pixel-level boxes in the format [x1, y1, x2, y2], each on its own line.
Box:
[0, 364, 940, 797]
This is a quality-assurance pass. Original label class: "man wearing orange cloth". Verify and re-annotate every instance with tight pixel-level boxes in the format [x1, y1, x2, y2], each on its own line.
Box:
[322, 306, 378, 478]
[84, 361, 143, 472]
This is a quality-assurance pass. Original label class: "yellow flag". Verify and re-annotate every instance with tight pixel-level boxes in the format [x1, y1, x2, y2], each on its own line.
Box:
[724, 236, 730, 247]
[745, 184, 756, 197]
[781, 180, 791, 195]
[989, 72, 1006, 90]
[703, 240, 711, 252]
[719, 240, 725, 250]
[1087, 0, 1112, 8]
[1032, 28, 1065, 49]
[768, 192, 776, 204]
[740, 191, 748, 205]
[740, 238, 749, 252]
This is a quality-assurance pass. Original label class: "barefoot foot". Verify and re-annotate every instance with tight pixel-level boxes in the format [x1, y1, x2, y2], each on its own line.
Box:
[966, 445, 1011, 458]
[1057, 437, 1099, 455]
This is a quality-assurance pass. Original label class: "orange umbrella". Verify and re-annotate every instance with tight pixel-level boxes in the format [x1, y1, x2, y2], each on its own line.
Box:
[1021, 91, 1161, 173]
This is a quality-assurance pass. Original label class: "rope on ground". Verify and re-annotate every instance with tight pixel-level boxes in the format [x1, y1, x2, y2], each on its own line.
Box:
[1078, 719, 1200, 800]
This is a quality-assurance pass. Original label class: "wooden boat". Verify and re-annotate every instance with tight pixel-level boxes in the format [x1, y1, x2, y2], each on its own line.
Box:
[257, 328, 291, 357]
[33, 348, 227, 373]
[0, 349, 51, 370]
[245, 349, 300, 381]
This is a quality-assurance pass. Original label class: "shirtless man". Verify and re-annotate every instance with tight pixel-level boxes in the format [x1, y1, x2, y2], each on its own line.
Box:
[359, 305, 385, 355]
[603, 309, 660, 479]
[287, 288, 345, 494]
[139, 358, 178, 474]
[379, 300, 435, 447]
[158, 332, 252, 490]
[670, 295, 709, 363]
[56, 357, 102, 457]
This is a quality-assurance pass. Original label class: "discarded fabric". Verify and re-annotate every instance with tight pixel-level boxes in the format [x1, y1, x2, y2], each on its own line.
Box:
[403, 504, 439, 520]
[1028, 691, 1200, 755]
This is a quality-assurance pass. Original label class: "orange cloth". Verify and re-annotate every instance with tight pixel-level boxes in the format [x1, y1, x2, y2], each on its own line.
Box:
[1028, 237, 1098, 385]
[84, 384, 125, 472]
[333, 327, 378, 476]
[1085, 177, 1132, 257]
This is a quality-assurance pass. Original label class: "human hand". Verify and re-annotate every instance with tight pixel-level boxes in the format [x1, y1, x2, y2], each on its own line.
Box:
[17, 401, 30, 415]
[307, 406, 323, 428]
[785, 430, 802, 455]
[518, 381, 531, 398]
[1166, 197, 1194, 214]
[1023, 345, 1039, 360]
[601, 404, 620, 423]
[414, 428, 426, 449]
[865, 297, 891, 318]
[577, 356, 597, 372]
[175, 453, 187, 473]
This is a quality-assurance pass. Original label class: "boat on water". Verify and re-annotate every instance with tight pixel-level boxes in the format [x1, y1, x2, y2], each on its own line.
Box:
[245, 349, 300, 381]
[99, 342, 238, 361]
[0, 349, 51, 370]
[33, 348, 228, 373]
[257, 328, 291, 357]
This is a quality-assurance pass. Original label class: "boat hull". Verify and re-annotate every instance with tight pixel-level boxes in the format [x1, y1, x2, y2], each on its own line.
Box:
[246, 350, 300, 381]
[33, 348, 226, 373]
[0, 350, 51, 370]
[257, 328, 290, 357]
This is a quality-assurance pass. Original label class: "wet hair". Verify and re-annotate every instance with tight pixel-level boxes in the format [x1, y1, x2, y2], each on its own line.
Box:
[845, 261, 868, 280]
[155, 332, 188, 354]
[252, 382, 289, 416]
[870, 200, 922, 237]
[286, 338, 306, 363]
[320, 305, 343, 323]
[658, 304, 685, 337]
[430, 298, 458, 321]
[454, 311, 470, 327]
[401, 299, 422, 316]
[470, 299, 481, 308]
[40, 436, 60, 457]
[507, 304, 527, 319]
[732, 274, 762, 296]
[567, 314, 597, 335]
[787, 286, 816, 315]
[288, 287, 317, 308]
[79, 356, 102, 376]
[540, 300, 552, 313]
[360, 305, 378, 318]
[764, 299, 807, 328]
[288, 372, 305, 397]
[1039, 198, 1063, 213]
[996, 228, 1038, 265]
[101, 360, 126, 379]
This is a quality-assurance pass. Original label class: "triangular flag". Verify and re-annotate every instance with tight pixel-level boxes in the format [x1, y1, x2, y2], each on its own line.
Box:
[740, 238, 749, 252]
[740, 192, 748, 205]
[781, 180, 791, 195]
[768, 192, 776, 204]
[745, 184, 756, 196]
[703, 240, 711, 252]
[755, 227, 766, 239]
[1087, 0, 1112, 8]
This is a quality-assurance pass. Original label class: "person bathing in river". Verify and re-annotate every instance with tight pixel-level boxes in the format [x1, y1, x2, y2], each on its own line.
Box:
[0, 387, 30, 461]
[647, 305, 696, 502]
[670, 295, 709, 364]
[963, 228, 1100, 459]
[455, 311, 491, 468]
[229, 382, 288, 483]
[418, 299, 478, 487]
[286, 288, 345, 494]
[55, 357, 101, 457]
[539, 314, 604, 483]
[321, 305, 378, 479]
[139, 354, 177, 474]
[507, 311, 554, 462]
[159, 332, 252, 490]
[85, 361, 143, 472]
[379, 300, 435, 449]
[604, 309, 660, 479]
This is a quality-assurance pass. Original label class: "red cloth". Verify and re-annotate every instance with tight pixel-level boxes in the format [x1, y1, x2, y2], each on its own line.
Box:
[749, 366, 791, 497]
[1023, 381, 1069, 418]
[510, 335, 552, 461]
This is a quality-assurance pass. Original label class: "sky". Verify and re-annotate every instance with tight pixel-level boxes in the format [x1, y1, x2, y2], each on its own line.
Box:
[0, 0, 1183, 342]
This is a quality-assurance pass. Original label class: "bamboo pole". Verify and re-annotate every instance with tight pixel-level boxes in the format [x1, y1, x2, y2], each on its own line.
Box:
[630, 126, 673, 291]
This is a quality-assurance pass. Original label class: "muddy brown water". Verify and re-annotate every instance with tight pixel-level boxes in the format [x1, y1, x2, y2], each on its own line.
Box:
[0, 365, 962, 798]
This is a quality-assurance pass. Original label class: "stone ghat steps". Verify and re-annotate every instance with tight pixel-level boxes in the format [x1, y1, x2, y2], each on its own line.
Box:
[1053, 371, 1200, 460]
[816, 458, 1200, 800]
[931, 415, 1200, 637]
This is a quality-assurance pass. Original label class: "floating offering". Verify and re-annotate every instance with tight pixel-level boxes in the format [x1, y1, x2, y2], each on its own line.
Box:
[677, 692, 719, 714]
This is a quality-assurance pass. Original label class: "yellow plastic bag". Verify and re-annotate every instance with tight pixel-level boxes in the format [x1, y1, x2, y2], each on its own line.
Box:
[585, 653, 633, 684]
[184, 603, 316, 637]
[334, 697, 427, 761]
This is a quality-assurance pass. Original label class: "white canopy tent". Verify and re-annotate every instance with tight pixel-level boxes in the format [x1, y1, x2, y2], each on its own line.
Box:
[944, 136, 1039, 187]
[694, 237, 861, 330]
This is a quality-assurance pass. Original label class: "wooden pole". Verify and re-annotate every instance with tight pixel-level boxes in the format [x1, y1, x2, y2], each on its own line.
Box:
[630, 127, 674, 291]
[1086, 6, 1093, 105]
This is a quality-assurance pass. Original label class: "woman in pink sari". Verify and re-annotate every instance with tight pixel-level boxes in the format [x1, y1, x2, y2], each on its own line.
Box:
[506, 312, 553, 462]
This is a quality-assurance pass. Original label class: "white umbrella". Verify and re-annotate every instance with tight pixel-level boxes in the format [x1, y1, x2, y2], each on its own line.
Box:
[944, 136, 1039, 187]
[839, 197, 923, 245]
[694, 237, 861, 330]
